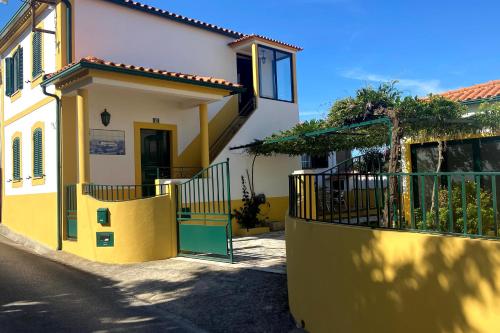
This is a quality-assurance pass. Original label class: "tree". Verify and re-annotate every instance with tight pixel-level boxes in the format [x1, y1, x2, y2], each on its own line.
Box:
[246, 83, 500, 226]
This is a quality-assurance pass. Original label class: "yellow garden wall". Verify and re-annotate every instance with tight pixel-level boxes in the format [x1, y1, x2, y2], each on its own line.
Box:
[2, 193, 58, 248]
[63, 185, 177, 264]
[286, 216, 500, 333]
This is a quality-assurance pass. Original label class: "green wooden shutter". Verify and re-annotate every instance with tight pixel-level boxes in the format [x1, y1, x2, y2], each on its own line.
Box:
[33, 128, 43, 178]
[5, 57, 13, 96]
[13, 138, 21, 181]
[16, 47, 24, 91]
[32, 32, 42, 78]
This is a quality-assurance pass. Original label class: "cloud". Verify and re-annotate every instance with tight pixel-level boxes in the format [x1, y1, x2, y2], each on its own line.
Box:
[341, 68, 446, 96]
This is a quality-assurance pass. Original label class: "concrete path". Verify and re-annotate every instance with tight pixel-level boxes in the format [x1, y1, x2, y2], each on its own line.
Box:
[0, 227, 295, 332]
[232, 231, 287, 274]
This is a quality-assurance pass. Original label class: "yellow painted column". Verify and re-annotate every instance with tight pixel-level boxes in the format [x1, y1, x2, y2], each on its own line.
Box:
[77, 90, 89, 183]
[251, 43, 260, 100]
[199, 103, 210, 169]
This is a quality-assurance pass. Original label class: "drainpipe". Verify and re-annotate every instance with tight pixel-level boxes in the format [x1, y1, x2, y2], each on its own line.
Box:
[38, 0, 72, 250]
[42, 84, 62, 250]
[60, 0, 72, 64]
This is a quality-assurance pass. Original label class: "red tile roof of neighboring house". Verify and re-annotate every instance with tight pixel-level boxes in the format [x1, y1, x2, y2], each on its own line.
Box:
[228, 34, 303, 52]
[44, 56, 243, 91]
[440, 80, 500, 102]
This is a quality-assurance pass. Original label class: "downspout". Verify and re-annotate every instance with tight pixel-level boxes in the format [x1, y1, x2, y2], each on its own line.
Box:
[39, 0, 72, 251]
[60, 0, 72, 64]
[42, 84, 62, 250]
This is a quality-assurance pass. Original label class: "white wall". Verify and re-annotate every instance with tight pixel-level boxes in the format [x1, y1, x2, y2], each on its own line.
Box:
[2, 9, 56, 121]
[87, 85, 201, 185]
[215, 98, 300, 199]
[4, 101, 58, 196]
[2, 8, 58, 196]
[74, 0, 237, 82]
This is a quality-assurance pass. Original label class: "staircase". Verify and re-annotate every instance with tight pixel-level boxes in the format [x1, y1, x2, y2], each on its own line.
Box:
[210, 97, 257, 161]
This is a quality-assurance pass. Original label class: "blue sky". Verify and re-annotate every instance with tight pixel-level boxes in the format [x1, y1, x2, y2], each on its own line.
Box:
[1, 0, 499, 121]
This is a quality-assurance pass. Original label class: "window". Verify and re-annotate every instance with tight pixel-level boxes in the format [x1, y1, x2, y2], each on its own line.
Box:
[33, 128, 43, 178]
[5, 46, 24, 97]
[32, 31, 43, 79]
[258, 46, 294, 102]
[12, 136, 21, 182]
[302, 154, 329, 169]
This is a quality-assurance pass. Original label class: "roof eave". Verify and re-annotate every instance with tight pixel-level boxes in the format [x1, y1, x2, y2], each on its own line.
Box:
[0, 2, 31, 43]
[101, 0, 244, 39]
[229, 36, 303, 52]
[461, 95, 500, 105]
[42, 62, 245, 94]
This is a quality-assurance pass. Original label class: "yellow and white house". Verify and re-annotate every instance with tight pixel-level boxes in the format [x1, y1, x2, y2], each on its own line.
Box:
[0, 0, 302, 263]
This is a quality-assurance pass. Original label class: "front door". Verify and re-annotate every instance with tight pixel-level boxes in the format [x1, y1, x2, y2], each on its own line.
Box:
[140, 129, 171, 196]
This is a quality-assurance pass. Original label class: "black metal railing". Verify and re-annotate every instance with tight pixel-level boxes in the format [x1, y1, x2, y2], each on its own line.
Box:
[320, 151, 385, 175]
[83, 184, 171, 202]
[289, 171, 500, 239]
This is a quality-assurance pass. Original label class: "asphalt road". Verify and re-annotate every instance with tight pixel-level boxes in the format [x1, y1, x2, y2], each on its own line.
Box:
[0, 236, 201, 333]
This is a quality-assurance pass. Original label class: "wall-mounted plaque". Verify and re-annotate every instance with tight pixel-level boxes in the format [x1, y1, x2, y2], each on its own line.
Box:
[90, 129, 125, 155]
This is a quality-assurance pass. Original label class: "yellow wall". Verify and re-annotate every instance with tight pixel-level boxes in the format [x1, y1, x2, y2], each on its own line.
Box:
[231, 196, 288, 235]
[63, 185, 177, 264]
[287, 216, 500, 333]
[2, 193, 58, 248]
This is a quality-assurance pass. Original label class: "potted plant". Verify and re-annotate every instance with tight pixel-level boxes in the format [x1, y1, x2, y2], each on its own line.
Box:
[233, 175, 269, 236]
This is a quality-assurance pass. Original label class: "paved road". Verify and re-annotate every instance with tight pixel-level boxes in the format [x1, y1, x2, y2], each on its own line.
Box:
[0, 236, 201, 333]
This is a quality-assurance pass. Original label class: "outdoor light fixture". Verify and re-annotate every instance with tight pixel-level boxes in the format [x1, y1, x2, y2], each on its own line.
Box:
[259, 49, 267, 64]
[101, 109, 111, 127]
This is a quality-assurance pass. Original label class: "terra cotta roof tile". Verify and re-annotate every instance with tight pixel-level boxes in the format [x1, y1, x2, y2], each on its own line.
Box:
[440, 80, 500, 102]
[228, 34, 303, 51]
[44, 56, 242, 90]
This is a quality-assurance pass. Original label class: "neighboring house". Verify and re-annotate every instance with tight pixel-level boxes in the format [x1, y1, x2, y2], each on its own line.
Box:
[0, 0, 301, 262]
[405, 80, 500, 174]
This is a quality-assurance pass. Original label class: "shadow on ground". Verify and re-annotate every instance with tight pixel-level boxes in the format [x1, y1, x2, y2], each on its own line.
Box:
[0, 236, 295, 333]
[122, 263, 295, 333]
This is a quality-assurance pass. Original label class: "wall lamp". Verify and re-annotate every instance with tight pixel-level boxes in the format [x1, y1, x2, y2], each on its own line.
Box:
[101, 109, 111, 127]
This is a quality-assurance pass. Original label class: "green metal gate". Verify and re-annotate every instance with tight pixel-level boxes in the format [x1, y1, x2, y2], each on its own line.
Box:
[176, 160, 233, 262]
[66, 184, 78, 240]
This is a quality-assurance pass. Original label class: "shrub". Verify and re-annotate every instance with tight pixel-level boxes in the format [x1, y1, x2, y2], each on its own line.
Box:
[233, 176, 263, 230]
[415, 180, 496, 235]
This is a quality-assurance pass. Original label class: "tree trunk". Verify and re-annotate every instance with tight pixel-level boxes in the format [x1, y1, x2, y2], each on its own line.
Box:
[383, 110, 402, 227]
[429, 140, 446, 222]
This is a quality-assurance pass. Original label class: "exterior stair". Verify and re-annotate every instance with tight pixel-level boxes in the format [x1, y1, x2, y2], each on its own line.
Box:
[210, 97, 256, 161]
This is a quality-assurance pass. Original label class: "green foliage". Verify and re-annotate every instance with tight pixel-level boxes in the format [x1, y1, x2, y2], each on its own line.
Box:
[415, 181, 496, 236]
[232, 176, 263, 230]
[247, 83, 500, 157]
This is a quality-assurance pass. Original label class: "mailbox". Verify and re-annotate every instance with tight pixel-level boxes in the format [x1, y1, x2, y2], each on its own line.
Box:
[97, 208, 109, 225]
[96, 232, 114, 247]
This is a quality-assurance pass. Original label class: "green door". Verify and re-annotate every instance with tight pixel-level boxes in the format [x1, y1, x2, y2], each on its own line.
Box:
[140, 129, 171, 196]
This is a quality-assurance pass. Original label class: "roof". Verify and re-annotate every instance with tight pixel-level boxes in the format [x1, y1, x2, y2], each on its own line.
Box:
[440, 80, 500, 103]
[229, 34, 303, 52]
[43, 56, 243, 92]
[101, 0, 244, 38]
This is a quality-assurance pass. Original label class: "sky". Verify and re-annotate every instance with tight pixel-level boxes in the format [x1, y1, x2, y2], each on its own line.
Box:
[1, 0, 499, 121]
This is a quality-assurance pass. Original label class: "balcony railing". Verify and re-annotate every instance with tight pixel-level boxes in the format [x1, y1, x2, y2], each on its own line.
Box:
[289, 171, 500, 239]
[142, 166, 202, 180]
